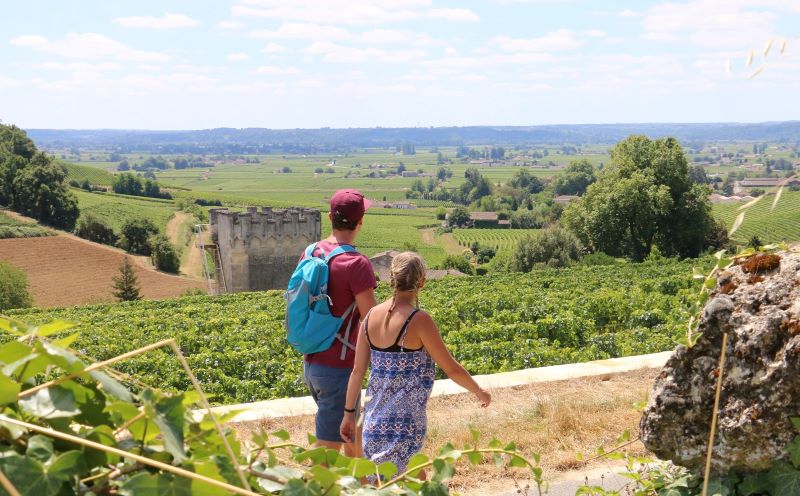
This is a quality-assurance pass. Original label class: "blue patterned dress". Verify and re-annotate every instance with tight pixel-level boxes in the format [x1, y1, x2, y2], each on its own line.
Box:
[362, 310, 436, 472]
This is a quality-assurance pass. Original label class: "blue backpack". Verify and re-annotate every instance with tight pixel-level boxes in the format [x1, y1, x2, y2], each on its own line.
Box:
[285, 243, 358, 358]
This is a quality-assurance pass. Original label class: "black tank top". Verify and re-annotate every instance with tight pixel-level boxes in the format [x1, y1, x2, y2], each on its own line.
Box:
[365, 309, 422, 352]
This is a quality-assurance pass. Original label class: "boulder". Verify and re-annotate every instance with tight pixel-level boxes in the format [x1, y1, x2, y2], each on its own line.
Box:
[640, 251, 800, 472]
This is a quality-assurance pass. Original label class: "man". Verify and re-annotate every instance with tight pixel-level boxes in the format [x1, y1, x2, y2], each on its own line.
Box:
[302, 189, 377, 456]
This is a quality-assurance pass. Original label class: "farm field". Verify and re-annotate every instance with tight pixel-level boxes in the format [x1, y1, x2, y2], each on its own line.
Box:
[713, 190, 800, 244]
[74, 189, 177, 233]
[62, 162, 114, 186]
[0, 235, 204, 307]
[453, 228, 539, 252]
[10, 258, 703, 404]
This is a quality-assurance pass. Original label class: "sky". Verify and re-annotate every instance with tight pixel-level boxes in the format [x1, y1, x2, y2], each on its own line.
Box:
[1, 0, 799, 130]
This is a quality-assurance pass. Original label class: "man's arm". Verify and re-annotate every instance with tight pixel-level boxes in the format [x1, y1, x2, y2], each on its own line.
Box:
[354, 288, 377, 318]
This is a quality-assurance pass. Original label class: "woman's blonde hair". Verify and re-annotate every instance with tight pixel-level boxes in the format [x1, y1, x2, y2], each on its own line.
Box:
[385, 252, 427, 328]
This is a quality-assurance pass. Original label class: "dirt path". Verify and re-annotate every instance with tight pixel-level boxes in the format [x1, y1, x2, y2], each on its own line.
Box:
[233, 368, 657, 495]
[182, 229, 208, 280]
[166, 211, 190, 246]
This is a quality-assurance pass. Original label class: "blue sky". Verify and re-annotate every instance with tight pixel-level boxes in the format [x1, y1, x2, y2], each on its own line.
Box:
[1, 0, 798, 129]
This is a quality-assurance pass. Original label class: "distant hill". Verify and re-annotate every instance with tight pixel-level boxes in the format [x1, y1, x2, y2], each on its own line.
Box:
[27, 121, 800, 154]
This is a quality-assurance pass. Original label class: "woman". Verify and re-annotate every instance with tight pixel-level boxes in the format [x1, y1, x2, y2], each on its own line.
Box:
[340, 252, 491, 472]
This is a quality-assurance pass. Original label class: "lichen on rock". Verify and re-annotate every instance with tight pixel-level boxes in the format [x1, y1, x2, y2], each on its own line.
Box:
[640, 251, 800, 473]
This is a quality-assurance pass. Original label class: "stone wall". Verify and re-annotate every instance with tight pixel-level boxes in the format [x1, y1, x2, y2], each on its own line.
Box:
[210, 207, 321, 292]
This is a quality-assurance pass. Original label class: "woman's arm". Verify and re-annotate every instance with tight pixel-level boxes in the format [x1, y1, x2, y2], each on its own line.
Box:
[416, 312, 491, 407]
[340, 322, 371, 443]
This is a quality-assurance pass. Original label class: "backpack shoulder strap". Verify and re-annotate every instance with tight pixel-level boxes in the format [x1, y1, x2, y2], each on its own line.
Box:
[324, 244, 356, 263]
[304, 243, 319, 259]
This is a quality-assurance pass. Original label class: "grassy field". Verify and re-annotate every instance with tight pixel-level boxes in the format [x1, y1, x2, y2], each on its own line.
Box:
[74, 190, 177, 233]
[62, 162, 115, 186]
[713, 190, 800, 244]
[0, 210, 52, 238]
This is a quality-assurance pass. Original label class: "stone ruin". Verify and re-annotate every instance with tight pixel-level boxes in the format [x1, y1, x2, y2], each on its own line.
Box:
[640, 251, 800, 473]
[209, 207, 320, 292]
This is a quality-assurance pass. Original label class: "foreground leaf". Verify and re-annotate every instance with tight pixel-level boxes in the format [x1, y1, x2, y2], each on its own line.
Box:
[19, 386, 81, 419]
[117, 472, 193, 496]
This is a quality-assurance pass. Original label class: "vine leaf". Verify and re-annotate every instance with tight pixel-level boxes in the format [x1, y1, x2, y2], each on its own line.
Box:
[0, 450, 86, 496]
[19, 386, 81, 419]
[0, 373, 20, 405]
[143, 390, 186, 463]
[117, 472, 193, 496]
[767, 461, 800, 496]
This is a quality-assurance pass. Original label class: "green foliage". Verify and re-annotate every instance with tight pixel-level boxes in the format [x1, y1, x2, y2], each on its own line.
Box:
[713, 191, 800, 245]
[62, 162, 114, 186]
[0, 317, 541, 496]
[8, 153, 80, 230]
[0, 211, 52, 239]
[440, 253, 474, 275]
[553, 159, 596, 196]
[580, 252, 618, 266]
[511, 225, 583, 271]
[9, 258, 700, 404]
[74, 214, 118, 245]
[120, 218, 159, 256]
[564, 135, 714, 261]
[0, 262, 32, 311]
[447, 206, 470, 227]
[113, 172, 172, 200]
[112, 257, 142, 302]
[150, 235, 181, 273]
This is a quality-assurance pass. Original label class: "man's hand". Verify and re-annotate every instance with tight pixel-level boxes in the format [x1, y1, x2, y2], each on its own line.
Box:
[340, 412, 356, 444]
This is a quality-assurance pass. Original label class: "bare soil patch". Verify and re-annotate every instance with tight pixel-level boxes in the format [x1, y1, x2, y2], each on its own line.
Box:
[0, 235, 205, 307]
[233, 368, 657, 495]
[165, 211, 189, 245]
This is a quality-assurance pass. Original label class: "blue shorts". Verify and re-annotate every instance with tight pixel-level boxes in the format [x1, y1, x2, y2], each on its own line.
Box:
[303, 362, 360, 443]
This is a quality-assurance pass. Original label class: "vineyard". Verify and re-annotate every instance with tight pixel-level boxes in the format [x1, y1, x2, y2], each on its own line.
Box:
[9, 258, 704, 405]
[62, 162, 115, 186]
[713, 190, 800, 244]
[0, 210, 52, 238]
[453, 228, 539, 251]
[74, 189, 178, 232]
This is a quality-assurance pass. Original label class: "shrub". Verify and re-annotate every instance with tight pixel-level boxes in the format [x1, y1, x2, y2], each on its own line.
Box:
[151, 235, 181, 273]
[440, 254, 473, 275]
[511, 225, 582, 271]
[749, 188, 766, 197]
[581, 252, 617, 266]
[0, 261, 32, 311]
[75, 215, 118, 245]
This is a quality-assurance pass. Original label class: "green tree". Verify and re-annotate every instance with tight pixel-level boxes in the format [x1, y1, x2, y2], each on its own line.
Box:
[11, 153, 80, 230]
[0, 261, 32, 311]
[553, 159, 596, 196]
[120, 218, 159, 255]
[440, 254, 473, 274]
[448, 206, 470, 227]
[150, 235, 181, 273]
[511, 225, 582, 271]
[112, 257, 142, 301]
[563, 135, 714, 260]
[509, 169, 544, 194]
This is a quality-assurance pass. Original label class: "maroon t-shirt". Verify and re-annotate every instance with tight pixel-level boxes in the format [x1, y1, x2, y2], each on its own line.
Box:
[302, 240, 377, 368]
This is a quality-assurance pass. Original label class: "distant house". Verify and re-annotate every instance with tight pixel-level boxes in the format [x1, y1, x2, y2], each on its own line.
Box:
[469, 211, 499, 228]
[553, 195, 581, 204]
[708, 193, 754, 203]
[369, 250, 465, 281]
[392, 201, 416, 209]
[401, 171, 419, 177]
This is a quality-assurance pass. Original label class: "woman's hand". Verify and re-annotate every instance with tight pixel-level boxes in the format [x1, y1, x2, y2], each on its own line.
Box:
[340, 412, 356, 443]
[475, 388, 491, 408]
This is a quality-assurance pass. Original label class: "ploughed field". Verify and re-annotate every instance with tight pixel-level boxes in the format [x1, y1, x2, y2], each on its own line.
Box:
[9, 258, 703, 405]
[0, 235, 204, 307]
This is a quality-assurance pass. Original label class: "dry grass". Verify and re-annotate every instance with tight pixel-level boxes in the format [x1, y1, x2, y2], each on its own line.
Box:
[232, 368, 658, 495]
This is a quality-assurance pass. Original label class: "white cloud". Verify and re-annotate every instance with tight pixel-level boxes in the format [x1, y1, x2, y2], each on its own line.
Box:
[641, 0, 799, 48]
[359, 29, 446, 46]
[113, 12, 200, 29]
[444, 46, 458, 56]
[33, 62, 123, 71]
[262, 42, 286, 53]
[255, 65, 301, 75]
[305, 41, 426, 63]
[0, 75, 21, 89]
[232, 0, 478, 25]
[228, 52, 250, 61]
[618, 9, 641, 17]
[492, 29, 582, 52]
[218, 20, 245, 30]
[10, 33, 169, 62]
[29, 71, 220, 94]
[584, 29, 607, 37]
[248, 23, 352, 41]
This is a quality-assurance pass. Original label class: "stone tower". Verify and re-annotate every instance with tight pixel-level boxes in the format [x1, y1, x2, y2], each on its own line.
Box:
[209, 207, 321, 292]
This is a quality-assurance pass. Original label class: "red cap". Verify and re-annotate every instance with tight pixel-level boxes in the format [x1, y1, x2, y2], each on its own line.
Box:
[329, 189, 371, 225]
